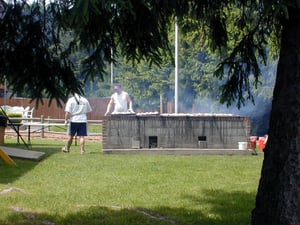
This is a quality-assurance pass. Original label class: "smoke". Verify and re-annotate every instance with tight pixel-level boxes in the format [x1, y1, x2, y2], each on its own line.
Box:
[178, 62, 277, 136]
[175, 94, 271, 135]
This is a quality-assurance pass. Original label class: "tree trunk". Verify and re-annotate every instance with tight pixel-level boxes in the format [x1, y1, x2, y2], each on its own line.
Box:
[251, 8, 300, 225]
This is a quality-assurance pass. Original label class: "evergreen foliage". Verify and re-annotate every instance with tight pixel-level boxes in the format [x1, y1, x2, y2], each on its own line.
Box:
[2, 2, 300, 223]
[0, 0, 278, 109]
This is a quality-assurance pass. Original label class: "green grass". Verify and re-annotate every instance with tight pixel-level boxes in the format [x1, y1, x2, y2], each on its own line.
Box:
[50, 124, 102, 133]
[0, 137, 263, 225]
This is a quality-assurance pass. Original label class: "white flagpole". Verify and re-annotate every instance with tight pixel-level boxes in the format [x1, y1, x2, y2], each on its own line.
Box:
[175, 17, 179, 113]
[110, 48, 114, 87]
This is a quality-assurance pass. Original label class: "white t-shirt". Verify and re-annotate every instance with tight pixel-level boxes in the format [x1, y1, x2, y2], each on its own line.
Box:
[112, 91, 129, 112]
[65, 95, 92, 122]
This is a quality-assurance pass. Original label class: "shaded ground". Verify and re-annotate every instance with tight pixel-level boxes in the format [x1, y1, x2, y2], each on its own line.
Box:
[4, 128, 102, 142]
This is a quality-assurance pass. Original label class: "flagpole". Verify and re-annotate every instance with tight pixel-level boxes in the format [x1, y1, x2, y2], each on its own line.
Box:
[175, 17, 179, 113]
[111, 48, 114, 87]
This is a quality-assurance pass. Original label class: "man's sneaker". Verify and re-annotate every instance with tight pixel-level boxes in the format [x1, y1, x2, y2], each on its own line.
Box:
[62, 147, 69, 153]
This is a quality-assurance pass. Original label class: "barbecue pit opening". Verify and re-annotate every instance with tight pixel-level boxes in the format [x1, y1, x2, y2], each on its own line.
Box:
[149, 136, 158, 148]
[198, 136, 207, 141]
[198, 136, 207, 148]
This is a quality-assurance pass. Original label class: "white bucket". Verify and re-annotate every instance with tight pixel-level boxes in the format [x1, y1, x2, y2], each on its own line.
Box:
[238, 142, 248, 150]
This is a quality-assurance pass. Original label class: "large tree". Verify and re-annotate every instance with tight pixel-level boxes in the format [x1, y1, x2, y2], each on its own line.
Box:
[1, 0, 300, 224]
[250, 6, 300, 225]
[61, 2, 300, 224]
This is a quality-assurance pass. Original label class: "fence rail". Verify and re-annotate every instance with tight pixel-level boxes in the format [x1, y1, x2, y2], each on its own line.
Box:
[6, 116, 103, 140]
[2, 97, 110, 120]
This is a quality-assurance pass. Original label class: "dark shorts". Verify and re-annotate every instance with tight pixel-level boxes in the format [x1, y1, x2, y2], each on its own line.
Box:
[68, 122, 88, 136]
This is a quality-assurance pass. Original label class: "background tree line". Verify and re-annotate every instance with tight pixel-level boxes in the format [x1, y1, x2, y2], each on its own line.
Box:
[1, 1, 276, 135]
[82, 28, 277, 136]
[2, 1, 299, 223]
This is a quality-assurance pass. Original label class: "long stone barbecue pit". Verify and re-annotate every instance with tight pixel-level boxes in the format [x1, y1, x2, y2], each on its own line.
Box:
[102, 112, 251, 153]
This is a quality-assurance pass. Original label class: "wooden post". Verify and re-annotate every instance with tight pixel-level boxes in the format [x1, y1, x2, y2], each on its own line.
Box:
[41, 115, 44, 138]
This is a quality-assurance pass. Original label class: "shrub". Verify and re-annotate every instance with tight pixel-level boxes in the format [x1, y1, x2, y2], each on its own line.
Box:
[7, 112, 23, 124]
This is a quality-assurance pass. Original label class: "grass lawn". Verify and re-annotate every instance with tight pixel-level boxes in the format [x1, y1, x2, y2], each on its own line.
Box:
[0, 137, 263, 225]
[49, 124, 102, 133]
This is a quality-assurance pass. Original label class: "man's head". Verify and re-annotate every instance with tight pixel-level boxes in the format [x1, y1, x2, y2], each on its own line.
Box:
[114, 83, 122, 94]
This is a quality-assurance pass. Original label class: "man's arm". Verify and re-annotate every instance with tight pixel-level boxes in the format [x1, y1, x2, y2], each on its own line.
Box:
[126, 94, 134, 112]
[105, 97, 113, 116]
[64, 111, 71, 125]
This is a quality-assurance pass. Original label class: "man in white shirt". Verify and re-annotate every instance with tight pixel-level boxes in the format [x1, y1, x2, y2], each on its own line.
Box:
[62, 92, 92, 154]
[105, 83, 133, 115]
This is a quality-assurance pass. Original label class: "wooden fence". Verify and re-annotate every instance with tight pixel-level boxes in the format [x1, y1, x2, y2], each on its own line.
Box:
[1, 96, 179, 121]
[1, 97, 110, 120]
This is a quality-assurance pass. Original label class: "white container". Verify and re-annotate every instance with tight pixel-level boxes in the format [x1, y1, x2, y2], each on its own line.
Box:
[238, 142, 248, 150]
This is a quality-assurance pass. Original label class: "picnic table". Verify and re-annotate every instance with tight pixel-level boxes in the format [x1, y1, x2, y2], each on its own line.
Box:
[8, 122, 65, 149]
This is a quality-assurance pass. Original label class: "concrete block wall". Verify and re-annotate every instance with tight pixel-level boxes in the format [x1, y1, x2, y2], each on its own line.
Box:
[103, 115, 250, 150]
[103, 116, 139, 149]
